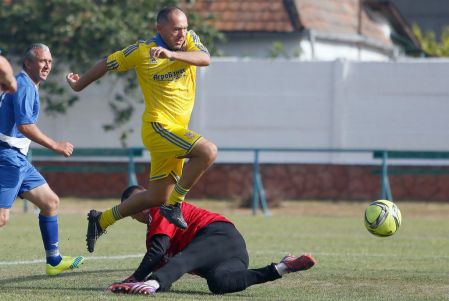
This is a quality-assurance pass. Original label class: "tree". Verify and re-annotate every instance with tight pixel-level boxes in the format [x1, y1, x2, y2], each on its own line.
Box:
[0, 0, 224, 145]
[412, 24, 449, 57]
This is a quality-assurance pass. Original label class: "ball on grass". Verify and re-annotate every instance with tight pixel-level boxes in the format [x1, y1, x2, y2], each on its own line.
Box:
[364, 200, 402, 237]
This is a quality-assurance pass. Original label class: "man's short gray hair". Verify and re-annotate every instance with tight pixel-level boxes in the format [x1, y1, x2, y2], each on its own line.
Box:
[22, 43, 50, 67]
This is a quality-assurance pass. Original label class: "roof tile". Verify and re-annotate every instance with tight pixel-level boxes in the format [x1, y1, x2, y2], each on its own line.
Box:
[186, 0, 394, 45]
[189, 0, 295, 32]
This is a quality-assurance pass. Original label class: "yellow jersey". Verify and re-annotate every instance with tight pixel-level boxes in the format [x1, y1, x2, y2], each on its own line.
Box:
[106, 31, 209, 127]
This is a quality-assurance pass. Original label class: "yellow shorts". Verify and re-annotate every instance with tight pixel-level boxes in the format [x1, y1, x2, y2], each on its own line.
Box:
[141, 122, 203, 181]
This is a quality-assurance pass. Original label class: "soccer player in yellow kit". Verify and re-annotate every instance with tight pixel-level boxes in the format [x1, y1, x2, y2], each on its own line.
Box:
[66, 6, 217, 252]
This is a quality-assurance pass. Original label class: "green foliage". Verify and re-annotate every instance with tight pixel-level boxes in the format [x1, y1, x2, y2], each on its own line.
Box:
[268, 41, 288, 58]
[267, 41, 302, 59]
[0, 0, 168, 72]
[0, 0, 224, 146]
[412, 24, 449, 57]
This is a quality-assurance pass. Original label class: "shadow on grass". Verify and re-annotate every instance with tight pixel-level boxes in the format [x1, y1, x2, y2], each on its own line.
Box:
[0, 269, 249, 297]
[167, 289, 212, 296]
[167, 289, 247, 297]
[0, 268, 132, 288]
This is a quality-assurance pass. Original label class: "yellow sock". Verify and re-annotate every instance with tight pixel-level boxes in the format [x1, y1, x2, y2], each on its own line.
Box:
[99, 205, 122, 230]
[167, 183, 189, 205]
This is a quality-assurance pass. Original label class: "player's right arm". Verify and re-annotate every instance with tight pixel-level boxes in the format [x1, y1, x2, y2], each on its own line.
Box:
[66, 58, 108, 92]
[0, 55, 17, 93]
[128, 234, 170, 282]
[66, 43, 140, 92]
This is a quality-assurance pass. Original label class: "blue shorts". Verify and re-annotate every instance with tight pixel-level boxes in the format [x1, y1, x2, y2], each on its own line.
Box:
[0, 148, 46, 209]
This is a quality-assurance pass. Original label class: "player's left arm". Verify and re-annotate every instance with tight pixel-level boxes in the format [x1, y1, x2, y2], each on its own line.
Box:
[14, 82, 73, 157]
[151, 47, 210, 66]
[18, 124, 73, 157]
[150, 30, 210, 66]
[170, 50, 210, 66]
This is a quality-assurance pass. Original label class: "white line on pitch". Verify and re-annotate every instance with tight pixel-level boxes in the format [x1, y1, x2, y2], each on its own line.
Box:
[0, 254, 144, 266]
[2, 251, 449, 266]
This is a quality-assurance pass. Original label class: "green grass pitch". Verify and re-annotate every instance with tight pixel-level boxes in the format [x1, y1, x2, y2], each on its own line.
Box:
[1, 199, 448, 300]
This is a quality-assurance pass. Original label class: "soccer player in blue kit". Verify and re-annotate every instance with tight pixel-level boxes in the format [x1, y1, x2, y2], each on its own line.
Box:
[0, 43, 84, 275]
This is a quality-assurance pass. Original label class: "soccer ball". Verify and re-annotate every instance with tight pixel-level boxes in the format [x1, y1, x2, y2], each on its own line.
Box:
[364, 200, 402, 237]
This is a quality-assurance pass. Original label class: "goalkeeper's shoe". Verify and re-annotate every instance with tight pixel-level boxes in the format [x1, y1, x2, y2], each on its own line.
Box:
[280, 254, 316, 273]
[108, 282, 157, 296]
[160, 203, 187, 229]
[86, 209, 106, 253]
[46, 256, 84, 276]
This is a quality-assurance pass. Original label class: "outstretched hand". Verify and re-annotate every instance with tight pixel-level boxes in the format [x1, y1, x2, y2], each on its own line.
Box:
[107, 282, 157, 296]
[66, 73, 81, 91]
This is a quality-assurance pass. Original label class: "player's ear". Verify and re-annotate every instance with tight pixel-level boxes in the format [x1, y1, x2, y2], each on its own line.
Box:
[23, 58, 32, 71]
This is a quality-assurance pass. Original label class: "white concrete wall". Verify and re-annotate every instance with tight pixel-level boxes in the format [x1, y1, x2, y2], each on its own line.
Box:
[36, 59, 449, 164]
[218, 35, 393, 61]
[218, 34, 303, 59]
[299, 39, 394, 61]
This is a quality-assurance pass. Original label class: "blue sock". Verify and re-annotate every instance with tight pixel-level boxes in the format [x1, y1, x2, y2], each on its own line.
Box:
[38, 214, 62, 266]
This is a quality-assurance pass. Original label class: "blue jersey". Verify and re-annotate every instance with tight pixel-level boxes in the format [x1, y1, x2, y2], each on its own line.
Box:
[0, 71, 39, 155]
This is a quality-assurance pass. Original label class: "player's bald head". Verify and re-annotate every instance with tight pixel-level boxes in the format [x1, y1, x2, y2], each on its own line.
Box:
[156, 6, 185, 25]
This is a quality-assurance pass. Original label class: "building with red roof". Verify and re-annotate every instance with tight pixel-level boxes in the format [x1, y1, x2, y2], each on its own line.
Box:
[183, 0, 423, 60]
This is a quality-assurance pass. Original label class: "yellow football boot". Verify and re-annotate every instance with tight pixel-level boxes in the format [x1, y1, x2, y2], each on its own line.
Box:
[46, 256, 84, 276]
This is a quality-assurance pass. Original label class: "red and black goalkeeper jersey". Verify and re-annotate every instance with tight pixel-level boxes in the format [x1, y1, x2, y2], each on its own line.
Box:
[146, 202, 232, 256]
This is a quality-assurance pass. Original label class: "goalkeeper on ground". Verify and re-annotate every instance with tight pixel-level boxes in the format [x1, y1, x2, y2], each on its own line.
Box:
[107, 185, 316, 296]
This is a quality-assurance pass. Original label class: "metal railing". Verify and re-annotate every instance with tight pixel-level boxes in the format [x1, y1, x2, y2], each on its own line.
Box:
[24, 148, 142, 213]
[219, 147, 376, 215]
[26, 147, 445, 215]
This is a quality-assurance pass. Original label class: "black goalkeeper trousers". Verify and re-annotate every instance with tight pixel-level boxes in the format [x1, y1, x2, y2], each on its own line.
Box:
[150, 221, 281, 294]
